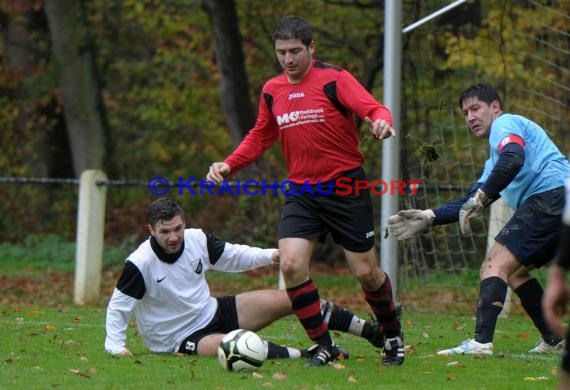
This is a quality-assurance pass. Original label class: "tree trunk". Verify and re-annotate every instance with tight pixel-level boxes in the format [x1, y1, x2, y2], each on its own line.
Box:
[4, 6, 74, 178]
[44, 0, 107, 177]
[201, 0, 256, 147]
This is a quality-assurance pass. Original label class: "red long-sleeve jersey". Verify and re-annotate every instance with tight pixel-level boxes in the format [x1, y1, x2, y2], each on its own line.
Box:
[225, 60, 393, 184]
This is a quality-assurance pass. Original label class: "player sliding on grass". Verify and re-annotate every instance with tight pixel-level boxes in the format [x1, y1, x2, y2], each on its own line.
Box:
[105, 198, 387, 360]
[206, 15, 403, 367]
[389, 83, 569, 356]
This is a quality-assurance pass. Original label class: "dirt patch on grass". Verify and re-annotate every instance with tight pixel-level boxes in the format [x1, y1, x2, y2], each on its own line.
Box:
[0, 263, 360, 308]
[2, 263, 522, 317]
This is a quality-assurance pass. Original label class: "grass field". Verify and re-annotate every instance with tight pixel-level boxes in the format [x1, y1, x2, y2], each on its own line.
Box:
[0, 238, 563, 389]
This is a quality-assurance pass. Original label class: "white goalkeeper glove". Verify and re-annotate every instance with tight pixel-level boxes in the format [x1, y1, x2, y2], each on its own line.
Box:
[388, 209, 436, 240]
[459, 188, 491, 237]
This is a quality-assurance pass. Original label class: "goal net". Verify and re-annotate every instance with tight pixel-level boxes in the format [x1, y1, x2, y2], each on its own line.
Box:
[398, 0, 570, 314]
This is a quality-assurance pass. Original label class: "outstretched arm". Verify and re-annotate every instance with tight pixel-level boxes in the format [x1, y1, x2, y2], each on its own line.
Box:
[458, 142, 524, 235]
[104, 261, 144, 356]
[206, 92, 279, 184]
[105, 288, 137, 356]
[388, 183, 481, 240]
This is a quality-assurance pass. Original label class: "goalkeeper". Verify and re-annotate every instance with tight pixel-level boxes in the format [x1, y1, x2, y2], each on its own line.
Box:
[388, 83, 569, 356]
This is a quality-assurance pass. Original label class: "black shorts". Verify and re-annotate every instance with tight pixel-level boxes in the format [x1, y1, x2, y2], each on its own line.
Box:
[495, 187, 564, 268]
[278, 167, 375, 253]
[177, 296, 239, 355]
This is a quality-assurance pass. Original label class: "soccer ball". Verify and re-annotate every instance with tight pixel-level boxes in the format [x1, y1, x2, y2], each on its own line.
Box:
[217, 329, 267, 372]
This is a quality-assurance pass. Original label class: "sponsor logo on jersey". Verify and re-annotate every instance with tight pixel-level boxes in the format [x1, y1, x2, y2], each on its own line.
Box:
[276, 108, 324, 126]
[288, 92, 305, 100]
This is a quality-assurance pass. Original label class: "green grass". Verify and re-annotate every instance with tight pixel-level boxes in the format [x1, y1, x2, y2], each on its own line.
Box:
[0, 236, 563, 389]
[0, 234, 131, 275]
[0, 304, 561, 389]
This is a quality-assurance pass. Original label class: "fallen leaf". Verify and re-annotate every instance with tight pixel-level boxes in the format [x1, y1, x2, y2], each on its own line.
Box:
[332, 362, 345, 369]
[272, 371, 287, 380]
[452, 321, 464, 331]
[69, 368, 91, 379]
[473, 355, 488, 360]
[252, 371, 263, 379]
[348, 375, 357, 383]
[523, 376, 549, 381]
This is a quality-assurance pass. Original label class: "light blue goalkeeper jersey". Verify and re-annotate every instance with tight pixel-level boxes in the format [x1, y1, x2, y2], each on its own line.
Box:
[478, 113, 570, 210]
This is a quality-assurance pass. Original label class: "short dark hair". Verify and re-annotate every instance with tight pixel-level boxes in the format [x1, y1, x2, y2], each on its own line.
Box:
[458, 83, 503, 109]
[147, 198, 185, 227]
[271, 15, 313, 47]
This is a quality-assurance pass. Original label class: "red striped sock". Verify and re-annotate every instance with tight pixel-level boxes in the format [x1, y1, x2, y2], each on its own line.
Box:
[287, 279, 333, 345]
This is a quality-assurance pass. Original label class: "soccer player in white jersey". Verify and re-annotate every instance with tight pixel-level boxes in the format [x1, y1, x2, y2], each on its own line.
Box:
[388, 83, 569, 356]
[105, 197, 388, 359]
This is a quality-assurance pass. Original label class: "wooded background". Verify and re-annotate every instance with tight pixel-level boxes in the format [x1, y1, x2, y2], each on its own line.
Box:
[1, 0, 568, 266]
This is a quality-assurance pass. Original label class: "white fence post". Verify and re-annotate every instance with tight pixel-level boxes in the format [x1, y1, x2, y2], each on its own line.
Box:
[74, 169, 107, 305]
[486, 198, 514, 316]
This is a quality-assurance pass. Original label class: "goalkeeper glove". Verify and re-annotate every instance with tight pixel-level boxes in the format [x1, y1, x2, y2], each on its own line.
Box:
[459, 188, 492, 237]
[388, 209, 436, 240]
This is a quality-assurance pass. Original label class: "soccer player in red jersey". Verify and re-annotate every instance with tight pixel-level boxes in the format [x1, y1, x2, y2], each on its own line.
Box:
[207, 15, 403, 367]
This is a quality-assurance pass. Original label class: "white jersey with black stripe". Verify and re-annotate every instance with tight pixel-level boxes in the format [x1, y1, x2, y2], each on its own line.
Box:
[105, 228, 275, 354]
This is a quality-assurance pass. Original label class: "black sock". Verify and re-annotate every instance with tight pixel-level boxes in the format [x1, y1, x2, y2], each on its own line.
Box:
[475, 276, 507, 344]
[322, 300, 374, 340]
[266, 342, 300, 359]
[514, 278, 560, 344]
[323, 301, 352, 332]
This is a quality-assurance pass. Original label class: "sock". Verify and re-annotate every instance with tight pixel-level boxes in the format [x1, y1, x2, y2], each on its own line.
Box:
[287, 279, 333, 346]
[474, 276, 507, 344]
[265, 341, 301, 359]
[364, 274, 399, 336]
[514, 278, 560, 344]
[321, 299, 370, 338]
